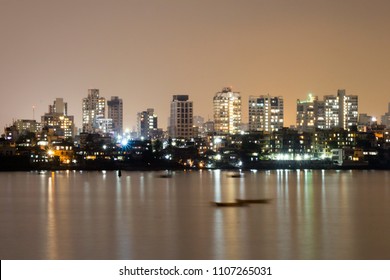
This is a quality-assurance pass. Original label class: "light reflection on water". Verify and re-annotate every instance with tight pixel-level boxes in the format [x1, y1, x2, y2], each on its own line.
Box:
[0, 170, 390, 260]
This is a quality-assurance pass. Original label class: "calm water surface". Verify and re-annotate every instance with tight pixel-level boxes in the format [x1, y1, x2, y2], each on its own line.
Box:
[1, 169, 390, 260]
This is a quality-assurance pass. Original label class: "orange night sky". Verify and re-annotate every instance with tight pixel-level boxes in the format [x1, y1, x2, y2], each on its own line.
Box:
[1, 0, 390, 132]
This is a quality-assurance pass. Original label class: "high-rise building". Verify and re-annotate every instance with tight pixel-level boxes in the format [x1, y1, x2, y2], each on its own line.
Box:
[296, 94, 325, 132]
[82, 89, 106, 133]
[249, 94, 283, 133]
[107, 96, 123, 136]
[324, 89, 358, 130]
[41, 98, 75, 138]
[137, 108, 158, 139]
[169, 95, 194, 138]
[49, 98, 67, 115]
[213, 87, 241, 135]
[381, 102, 390, 128]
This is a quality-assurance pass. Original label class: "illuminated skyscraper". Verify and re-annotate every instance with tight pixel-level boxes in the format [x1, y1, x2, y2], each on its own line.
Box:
[213, 87, 241, 135]
[82, 89, 106, 133]
[296, 94, 325, 132]
[137, 108, 158, 139]
[324, 89, 358, 130]
[249, 94, 283, 132]
[107, 96, 123, 136]
[169, 95, 193, 138]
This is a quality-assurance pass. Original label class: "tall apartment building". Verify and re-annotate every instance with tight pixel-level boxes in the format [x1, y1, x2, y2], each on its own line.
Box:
[324, 89, 358, 130]
[296, 94, 325, 132]
[168, 95, 193, 138]
[107, 96, 123, 136]
[213, 87, 241, 135]
[82, 89, 106, 133]
[381, 102, 390, 128]
[249, 94, 284, 133]
[49, 98, 67, 115]
[137, 108, 158, 139]
[41, 98, 75, 138]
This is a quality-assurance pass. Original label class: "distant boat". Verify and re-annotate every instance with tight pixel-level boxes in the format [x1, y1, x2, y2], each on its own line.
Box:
[229, 173, 243, 178]
[159, 174, 172, 178]
[212, 201, 248, 207]
[235, 198, 272, 204]
[158, 171, 173, 178]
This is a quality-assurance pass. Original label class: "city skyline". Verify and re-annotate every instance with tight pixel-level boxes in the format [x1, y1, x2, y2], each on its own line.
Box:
[1, 0, 390, 131]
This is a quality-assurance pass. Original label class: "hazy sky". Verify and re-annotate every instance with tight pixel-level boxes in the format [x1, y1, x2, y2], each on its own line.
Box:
[1, 0, 390, 132]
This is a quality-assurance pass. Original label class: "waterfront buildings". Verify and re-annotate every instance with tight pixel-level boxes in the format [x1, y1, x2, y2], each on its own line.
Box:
[107, 96, 123, 136]
[82, 89, 106, 133]
[168, 95, 194, 139]
[296, 90, 358, 131]
[213, 87, 241, 135]
[249, 94, 284, 133]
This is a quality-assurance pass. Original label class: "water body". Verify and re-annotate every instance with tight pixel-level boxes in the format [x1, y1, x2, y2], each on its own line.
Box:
[1, 169, 390, 260]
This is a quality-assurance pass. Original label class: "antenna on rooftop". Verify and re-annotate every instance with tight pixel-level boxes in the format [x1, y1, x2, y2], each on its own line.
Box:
[32, 105, 35, 120]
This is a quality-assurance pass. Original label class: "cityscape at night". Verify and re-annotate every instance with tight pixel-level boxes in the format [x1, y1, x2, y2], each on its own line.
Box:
[1, 86, 390, 170]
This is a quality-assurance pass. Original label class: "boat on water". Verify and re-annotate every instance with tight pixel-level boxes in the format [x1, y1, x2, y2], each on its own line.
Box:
[235, 198, 272, 204]
[212, 201, 248, 207]
[158, 174, 173, 178]
[158, 172, 173, 178]
[229, 173, 244, 178]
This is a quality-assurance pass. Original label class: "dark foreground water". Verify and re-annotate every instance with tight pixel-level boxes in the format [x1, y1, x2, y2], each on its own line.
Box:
[1, 169, 390, 260]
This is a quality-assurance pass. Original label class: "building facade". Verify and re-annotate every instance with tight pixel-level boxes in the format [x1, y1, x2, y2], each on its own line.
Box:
[107, 96, 123, 136]
[249, 94, 283, 133]
[213, 87, 241, 135]
[296, 94, 325, 132]
[137, 108, 158, 139]
[324, 89, 358, 130]
[14, 119, 40, 135]
[381, 102, 390, 128]
[82, 89, 106, 133]
[169, 95, 193, 138]
[41, 98, 75, 138]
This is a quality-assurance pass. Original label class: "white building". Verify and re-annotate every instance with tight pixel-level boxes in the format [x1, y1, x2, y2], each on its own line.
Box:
[249, 94, 283, 133]
[296, 94, 325, 132]
[213, 87, 241, 135]
[324, 89, 358, 130]
[82, 89, 106, 133]
[95, 118, 113, 135]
